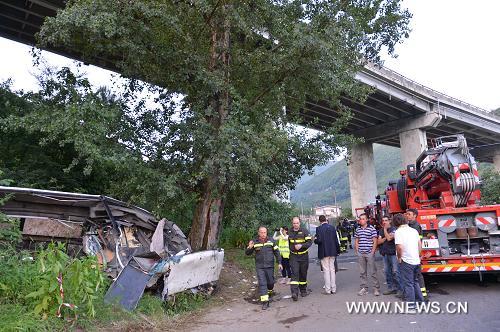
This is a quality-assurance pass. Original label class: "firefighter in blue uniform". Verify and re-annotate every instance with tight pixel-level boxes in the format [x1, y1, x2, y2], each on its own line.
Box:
[246, 226, 282, 310]
[288, 217, 313, 301]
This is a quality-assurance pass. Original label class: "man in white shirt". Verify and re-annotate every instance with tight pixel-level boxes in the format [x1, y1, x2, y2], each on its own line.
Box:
[393, 213, 424, 311]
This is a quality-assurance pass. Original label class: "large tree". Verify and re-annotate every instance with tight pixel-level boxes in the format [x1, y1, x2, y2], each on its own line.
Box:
[37, 0, 411, 250]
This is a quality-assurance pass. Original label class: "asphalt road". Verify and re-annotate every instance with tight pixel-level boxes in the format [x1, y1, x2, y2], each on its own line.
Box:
[191, 246, 500, 332]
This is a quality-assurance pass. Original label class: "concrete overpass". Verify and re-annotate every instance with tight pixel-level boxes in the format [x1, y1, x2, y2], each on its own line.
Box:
[1, 0, 500, 213]
[300, 64, 500, 212]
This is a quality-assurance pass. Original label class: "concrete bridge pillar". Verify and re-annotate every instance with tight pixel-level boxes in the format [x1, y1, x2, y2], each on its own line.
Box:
[396, 112, 442, 168]
[399, 128, 428, 168]
[348, 142, 378, 216]
[493, 149, 500, 173]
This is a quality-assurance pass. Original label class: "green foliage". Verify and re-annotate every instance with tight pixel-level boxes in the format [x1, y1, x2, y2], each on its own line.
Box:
[0, 303, 65, 332]
[64, 253, 106, 318]
[0, 242, 106, 323]
[163, 292, 207, 316]
[0, 77, 126, 194]
[0, 72, 195, 231]
[224, 248, 256, 272]
[339, 209, 354, 219]
[0, 247, 40, 306]
[36, 0, 412, 247]
[479, 166, 500, 205]
[221, 197, 299, 248]
[225, 197, 299, 231]
[220, 227, 253, 249]
[0, 172, 22, 248]
[0, 218, 21, 246]
[25, 243, 70, 317]
[25, 243, 105, 318]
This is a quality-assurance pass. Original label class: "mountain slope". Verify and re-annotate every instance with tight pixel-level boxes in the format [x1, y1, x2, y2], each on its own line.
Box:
[295, 160, 336, 186]
[290, 144, 403, 210]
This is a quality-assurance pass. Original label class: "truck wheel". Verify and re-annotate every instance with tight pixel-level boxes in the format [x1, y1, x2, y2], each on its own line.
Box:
[397, 178, 407, 210]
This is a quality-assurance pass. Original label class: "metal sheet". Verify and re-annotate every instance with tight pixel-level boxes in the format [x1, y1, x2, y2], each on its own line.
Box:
[163, 249, 224, 296]
[104, 264, 153, 311]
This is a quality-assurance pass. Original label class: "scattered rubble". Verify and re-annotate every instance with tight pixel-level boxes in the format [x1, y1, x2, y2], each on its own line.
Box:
[0, 186, 224, 310]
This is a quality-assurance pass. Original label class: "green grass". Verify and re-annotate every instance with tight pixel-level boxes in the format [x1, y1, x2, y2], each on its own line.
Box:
[0, 303, 66, 331]
[0, 277, 210, 332]
[0, 245, 210, 331]
[223, 248, 255, 272]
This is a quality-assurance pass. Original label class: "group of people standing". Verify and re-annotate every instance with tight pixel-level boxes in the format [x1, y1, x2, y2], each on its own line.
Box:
[245, 209, 428, 312]
[246, 215, 340, 310]
[354, 208, 428, 307]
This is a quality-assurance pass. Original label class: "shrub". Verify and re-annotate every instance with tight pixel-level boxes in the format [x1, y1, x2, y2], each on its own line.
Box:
[24, 243, 106, 319]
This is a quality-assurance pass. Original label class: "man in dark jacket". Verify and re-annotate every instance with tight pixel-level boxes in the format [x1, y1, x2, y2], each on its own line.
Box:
[246, 226, 282, 310]
[288, 217, 312, 301]
[314, 215, 341, 294]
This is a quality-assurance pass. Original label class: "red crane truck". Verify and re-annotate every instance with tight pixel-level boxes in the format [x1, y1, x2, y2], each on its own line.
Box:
[359, 135, 500, 277]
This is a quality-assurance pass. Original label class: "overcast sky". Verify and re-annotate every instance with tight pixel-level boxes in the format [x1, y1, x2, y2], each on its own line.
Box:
[0, 0, 499, 111]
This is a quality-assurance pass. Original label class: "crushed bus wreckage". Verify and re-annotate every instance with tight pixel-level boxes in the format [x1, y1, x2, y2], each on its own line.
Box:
[0, 186, 224, 310]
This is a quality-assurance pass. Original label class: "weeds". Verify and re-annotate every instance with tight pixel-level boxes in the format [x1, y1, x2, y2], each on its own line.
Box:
[0, 202, 211, 331]
[220, 227, 253, 249]
[224, 248, 255, 272]
[0, 242, 106, 324]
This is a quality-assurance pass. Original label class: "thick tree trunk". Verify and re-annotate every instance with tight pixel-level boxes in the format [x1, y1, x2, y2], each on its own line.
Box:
[189, 5, 231, 251]
[189, 178, 225, 251]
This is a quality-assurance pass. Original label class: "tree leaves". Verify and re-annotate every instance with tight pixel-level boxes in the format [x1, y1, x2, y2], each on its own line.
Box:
[32, 0, 412, 244]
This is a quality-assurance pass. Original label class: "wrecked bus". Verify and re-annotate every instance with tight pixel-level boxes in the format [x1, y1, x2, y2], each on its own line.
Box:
[0, 186, 224, 310]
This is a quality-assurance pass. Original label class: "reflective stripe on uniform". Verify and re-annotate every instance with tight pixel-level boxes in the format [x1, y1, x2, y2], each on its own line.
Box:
[254, 241, 274, 248]
[298, 281, 307, 285]
[290, 239, 306, 243]
[291, 250, 308, 255]
[289, 281, 299, 285]
[304, 236, 312, 240]
[273, 246, 278, 250]
[260, 294, 269, 302]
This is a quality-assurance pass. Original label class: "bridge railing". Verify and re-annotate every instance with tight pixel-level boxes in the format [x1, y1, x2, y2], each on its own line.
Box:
[365, 63, 497, 119]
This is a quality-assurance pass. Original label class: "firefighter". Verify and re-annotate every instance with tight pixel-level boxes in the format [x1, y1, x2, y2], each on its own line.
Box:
[338, 219, 351, 252]
[350, 219, 358, 239]
[288, 217, 312, 301]
[245, 226, 282, 310]
[342, 218, 353, 249]
[406, 208, 428, 300]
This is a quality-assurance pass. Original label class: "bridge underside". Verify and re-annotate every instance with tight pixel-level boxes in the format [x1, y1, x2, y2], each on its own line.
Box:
[300, 91, 499, 162]
[1, 0, 499, 214]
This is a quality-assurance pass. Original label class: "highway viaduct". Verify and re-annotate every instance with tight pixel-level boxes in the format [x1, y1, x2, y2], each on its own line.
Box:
[1, 0, 500, 214]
